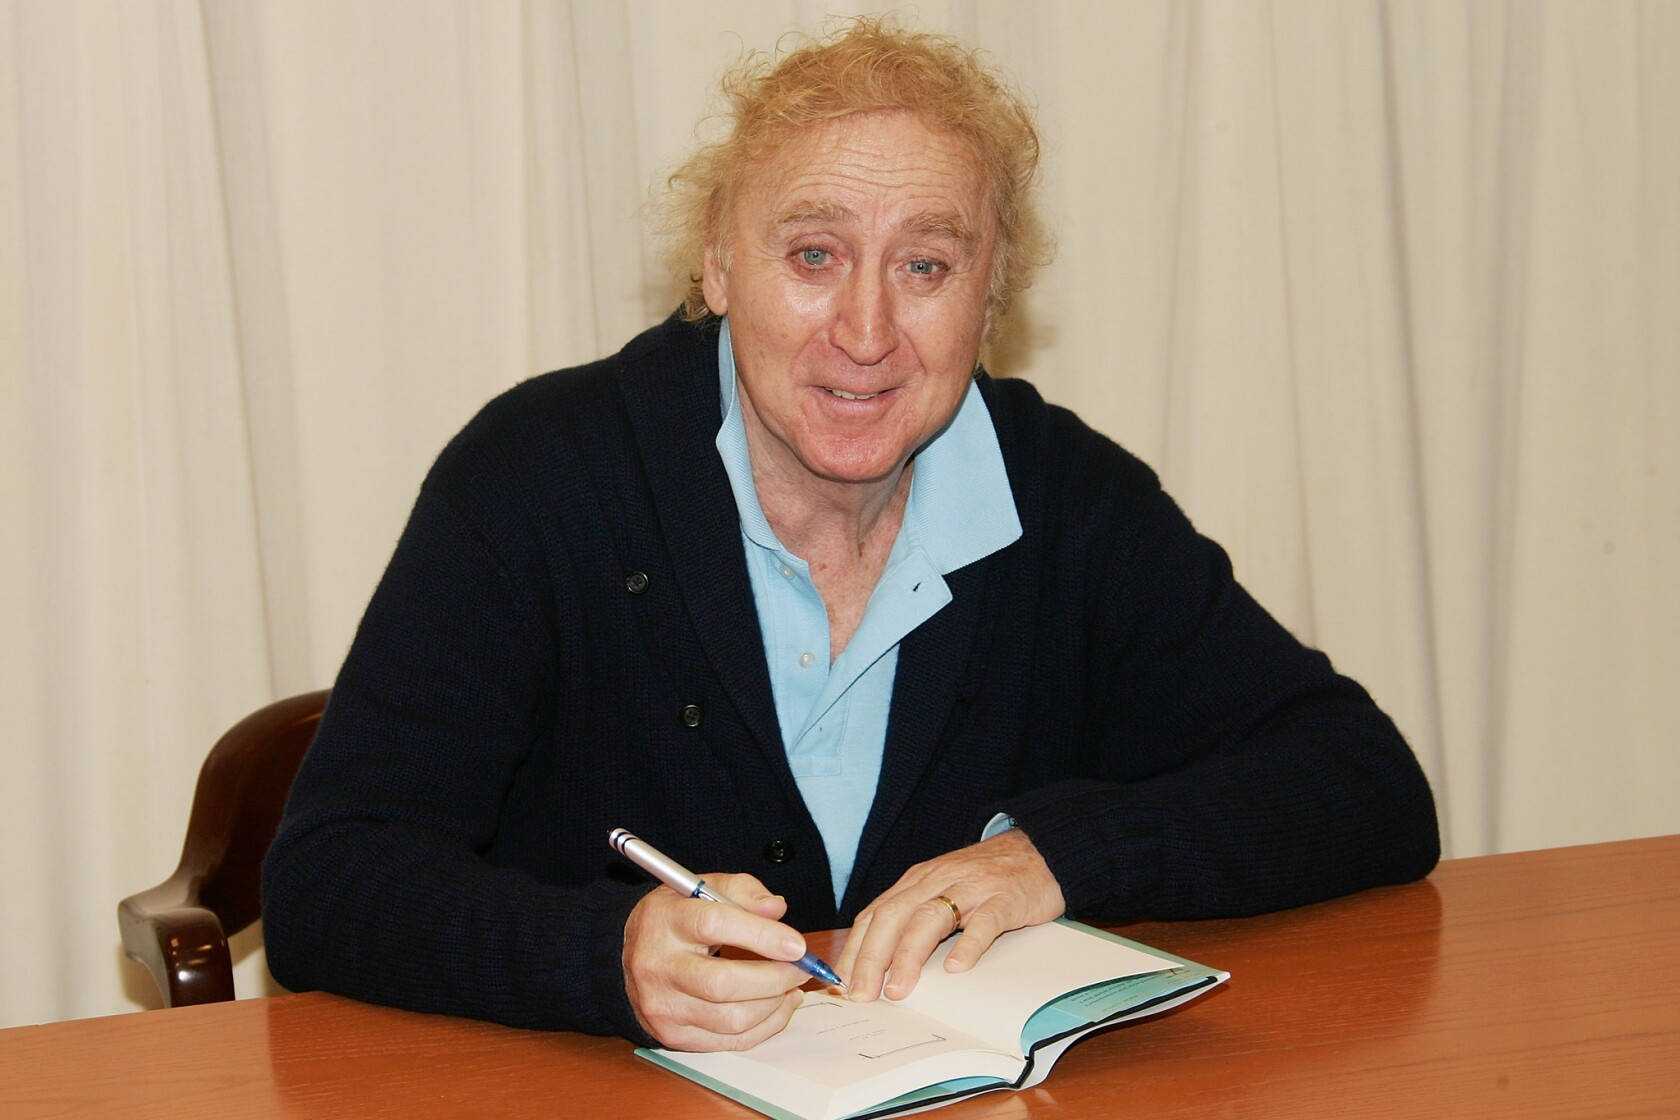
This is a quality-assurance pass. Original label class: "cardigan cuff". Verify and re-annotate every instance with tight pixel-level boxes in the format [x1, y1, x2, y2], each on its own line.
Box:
[999, 780, 1163, 918]
[589, 883, 661, 1047]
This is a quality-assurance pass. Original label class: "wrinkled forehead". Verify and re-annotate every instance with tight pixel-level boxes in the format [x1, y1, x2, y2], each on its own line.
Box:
[725, 111, 995, 240]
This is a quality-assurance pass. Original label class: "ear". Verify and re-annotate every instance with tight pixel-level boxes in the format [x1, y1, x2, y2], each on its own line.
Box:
[701, 244, 729, 316]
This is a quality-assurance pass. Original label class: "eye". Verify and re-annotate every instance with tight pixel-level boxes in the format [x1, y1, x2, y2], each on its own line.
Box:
[906, 258, 944, 277]
[798, 247, 830, 268]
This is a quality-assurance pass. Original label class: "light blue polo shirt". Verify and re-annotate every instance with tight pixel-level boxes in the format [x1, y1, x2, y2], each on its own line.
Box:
[714, 319, 1022, 905]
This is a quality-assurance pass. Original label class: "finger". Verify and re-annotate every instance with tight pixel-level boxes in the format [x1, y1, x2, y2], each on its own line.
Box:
[834, 909, 873, 989]
[636, 952, 805, 1049]
[844, 883, 951, 1002]
[881, 895, 964, 1000]
[839, 903, 910, 1002]
[673, 954, 810, 1006]
[840, 862, 957, 1000]
[677, 896, 808, 964]
[942, 906, 1003, 972]
[703, 872, 788, 920]
[657, 988, 803, 1053]
[721, 988, 803, 1051]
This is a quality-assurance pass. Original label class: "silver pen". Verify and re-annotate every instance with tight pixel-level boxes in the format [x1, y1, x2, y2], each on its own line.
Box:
[609, 827, 848, 991]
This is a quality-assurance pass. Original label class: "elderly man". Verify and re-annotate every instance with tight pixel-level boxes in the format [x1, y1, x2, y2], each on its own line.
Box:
[263, 19, 1438, 1053]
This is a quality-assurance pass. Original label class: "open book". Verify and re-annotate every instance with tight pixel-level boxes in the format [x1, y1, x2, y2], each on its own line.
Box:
[636, 919, 1228, 1120]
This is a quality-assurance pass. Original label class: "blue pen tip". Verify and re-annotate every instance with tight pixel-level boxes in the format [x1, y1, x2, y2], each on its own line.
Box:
[800, 954, 846, 990]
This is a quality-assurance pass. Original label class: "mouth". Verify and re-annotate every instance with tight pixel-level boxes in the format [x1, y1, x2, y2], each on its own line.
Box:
[823, 387, 886, 401]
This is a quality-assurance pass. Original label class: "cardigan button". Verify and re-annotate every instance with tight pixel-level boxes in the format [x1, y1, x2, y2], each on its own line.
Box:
[679, 703, 703, 728]
[762, 839, 794, 863]
[625, 570, 650, 595]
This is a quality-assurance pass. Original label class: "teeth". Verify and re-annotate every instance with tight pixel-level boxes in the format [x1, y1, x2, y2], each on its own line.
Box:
[827, 388, 881, 400]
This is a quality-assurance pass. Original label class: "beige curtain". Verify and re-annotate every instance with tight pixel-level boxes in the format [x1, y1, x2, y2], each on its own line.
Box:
[1, 0, 1674, 1028]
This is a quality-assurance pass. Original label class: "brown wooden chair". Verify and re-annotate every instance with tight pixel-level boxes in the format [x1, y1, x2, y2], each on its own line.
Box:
[118, 689, 329, 1007]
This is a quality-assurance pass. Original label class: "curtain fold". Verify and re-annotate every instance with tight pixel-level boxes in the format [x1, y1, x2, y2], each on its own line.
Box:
[2, 0, 1674, 1028]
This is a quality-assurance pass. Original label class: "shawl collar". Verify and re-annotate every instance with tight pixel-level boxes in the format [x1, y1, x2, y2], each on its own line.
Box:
[615, 319, 792, 792]
[843, 560, 989, 914]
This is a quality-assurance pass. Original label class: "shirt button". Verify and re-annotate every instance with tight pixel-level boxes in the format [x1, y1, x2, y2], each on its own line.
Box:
[778, 563, 795, 579]
[762, 839, 794, 863]
[678, 704, 702, 728]
[798, 651, 815, 668]
[625, 570, 650, 595]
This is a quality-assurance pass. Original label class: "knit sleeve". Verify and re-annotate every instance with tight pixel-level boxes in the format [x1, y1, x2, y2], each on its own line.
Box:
[998, 421, 1439, 921]
[260, 415, 656, 1043]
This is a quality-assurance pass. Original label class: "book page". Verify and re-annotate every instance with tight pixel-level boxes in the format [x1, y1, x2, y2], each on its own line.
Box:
[892, 919, 1178, 1057]
[654, 993, 1020, 1120]
[739, 994, 1009, 1085]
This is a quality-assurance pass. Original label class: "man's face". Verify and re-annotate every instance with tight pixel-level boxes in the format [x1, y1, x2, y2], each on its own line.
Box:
[702, 111, 996, 491]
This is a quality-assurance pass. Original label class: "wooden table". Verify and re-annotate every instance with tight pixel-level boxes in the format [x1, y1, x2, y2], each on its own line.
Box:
[5, 835, 1677, 1118]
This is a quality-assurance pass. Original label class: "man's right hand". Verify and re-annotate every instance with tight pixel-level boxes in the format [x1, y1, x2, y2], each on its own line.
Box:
[621, 871, 810, 1051]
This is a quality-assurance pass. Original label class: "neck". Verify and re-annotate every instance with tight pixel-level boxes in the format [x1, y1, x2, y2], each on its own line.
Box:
[751, 451, 912, 561]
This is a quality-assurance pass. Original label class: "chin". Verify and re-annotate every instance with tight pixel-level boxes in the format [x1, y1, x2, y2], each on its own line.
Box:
[801, 449, 905, 487]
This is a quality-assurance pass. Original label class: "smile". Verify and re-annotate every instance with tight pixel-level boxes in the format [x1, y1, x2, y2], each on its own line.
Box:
[825, 387, 884, 400]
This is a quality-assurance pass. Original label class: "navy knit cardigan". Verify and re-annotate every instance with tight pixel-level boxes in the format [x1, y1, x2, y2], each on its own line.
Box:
[263, 313, 1439, 1043]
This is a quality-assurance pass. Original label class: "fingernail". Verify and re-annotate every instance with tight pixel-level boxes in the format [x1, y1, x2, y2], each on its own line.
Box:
[782, 937, 804, 957]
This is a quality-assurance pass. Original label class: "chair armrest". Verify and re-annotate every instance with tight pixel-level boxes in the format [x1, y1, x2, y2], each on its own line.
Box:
[118, 879, 235, 1007]
[117, 688, 327, 1008]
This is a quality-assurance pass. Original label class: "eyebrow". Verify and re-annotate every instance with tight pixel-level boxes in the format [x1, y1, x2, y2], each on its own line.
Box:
[772, 202, 980, 249]
[904, 210, 979, 247]
[773, 201, 857, 229]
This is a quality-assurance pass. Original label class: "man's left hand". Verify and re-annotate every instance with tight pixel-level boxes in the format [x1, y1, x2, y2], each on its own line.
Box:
[835, 829, 1065, 1002]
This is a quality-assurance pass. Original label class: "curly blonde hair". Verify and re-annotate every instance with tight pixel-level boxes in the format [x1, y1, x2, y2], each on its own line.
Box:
[659, 16, 1051, 327]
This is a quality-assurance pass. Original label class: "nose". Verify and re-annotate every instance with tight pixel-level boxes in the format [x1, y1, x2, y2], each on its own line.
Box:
[831, 267, 896, 365]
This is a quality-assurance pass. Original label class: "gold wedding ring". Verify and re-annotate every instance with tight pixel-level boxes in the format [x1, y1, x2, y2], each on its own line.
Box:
[934, 894, 963, 934]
